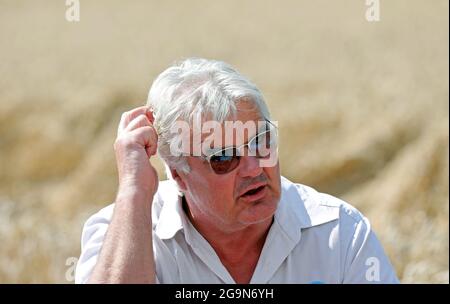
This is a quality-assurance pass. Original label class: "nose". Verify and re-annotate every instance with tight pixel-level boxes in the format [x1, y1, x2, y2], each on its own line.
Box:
[238, 156, 263, 178]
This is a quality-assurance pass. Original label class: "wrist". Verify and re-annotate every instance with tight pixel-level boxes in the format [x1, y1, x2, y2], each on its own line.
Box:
[115, 186, 155, 208]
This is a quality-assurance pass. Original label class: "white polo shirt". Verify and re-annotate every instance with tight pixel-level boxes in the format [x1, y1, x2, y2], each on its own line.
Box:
[75, 176, 399, 284]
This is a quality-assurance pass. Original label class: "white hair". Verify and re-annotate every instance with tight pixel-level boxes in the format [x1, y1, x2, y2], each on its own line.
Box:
[147, 57, 271, 177]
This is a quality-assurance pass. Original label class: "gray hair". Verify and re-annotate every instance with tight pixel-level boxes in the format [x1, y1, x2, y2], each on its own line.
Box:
[147, 57, 270, 176]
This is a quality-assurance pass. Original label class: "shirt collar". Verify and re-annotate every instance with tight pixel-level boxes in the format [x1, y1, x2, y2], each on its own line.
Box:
[274, 176, 339, 242]
[154, 180, 185, 240]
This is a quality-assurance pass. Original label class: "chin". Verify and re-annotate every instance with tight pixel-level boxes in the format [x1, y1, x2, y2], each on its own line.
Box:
[239, 195, 279, 225]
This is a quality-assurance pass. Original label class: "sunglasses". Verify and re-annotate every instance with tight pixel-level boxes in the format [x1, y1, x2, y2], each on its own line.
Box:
[200, 119, 278, 175]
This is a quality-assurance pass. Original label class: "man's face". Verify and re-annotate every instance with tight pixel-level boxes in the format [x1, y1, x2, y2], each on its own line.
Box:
[177, 101, 281, 232]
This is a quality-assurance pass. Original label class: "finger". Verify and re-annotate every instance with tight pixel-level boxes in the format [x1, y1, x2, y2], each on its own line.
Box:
[128, 125, 158, 157]
[124, 114, 151, 132]
[146, 145, 156, 158]
[145, 107, 155, 124]
[118, 105, 151, 134]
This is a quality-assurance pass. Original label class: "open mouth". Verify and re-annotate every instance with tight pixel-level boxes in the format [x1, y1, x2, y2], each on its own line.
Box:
[242, 185, 266, 197]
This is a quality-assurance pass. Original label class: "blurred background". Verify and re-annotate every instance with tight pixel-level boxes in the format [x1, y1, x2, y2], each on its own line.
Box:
[0, 0, 448, 283]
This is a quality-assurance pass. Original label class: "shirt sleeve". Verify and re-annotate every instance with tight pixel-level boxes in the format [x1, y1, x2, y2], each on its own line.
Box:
[342, 215, 399, 283]
[75, 205, 113, 284]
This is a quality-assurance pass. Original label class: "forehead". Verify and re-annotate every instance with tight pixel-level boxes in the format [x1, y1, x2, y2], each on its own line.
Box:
[175, 100, 266, 157]
[199, 99, 262, 123]
[233, 100, 263, 122]
[199, 101, 264, 146]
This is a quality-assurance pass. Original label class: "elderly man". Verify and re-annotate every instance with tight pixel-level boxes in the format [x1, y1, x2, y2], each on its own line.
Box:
[75, 58, 398, 284]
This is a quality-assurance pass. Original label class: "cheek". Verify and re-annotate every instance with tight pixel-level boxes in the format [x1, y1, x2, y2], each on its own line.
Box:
[185, 158, 238, 203]
[186, 169, 234, 203]
[265, 163, 281, 190]
[210, 177, 236, 200]
[263, 162, 276, 177]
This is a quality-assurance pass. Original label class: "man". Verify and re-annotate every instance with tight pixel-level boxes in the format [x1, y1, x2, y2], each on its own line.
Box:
[75, 58, 399, 284]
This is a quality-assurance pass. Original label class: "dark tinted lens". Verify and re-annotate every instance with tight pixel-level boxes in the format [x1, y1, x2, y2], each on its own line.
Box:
[209, 149, 240, 174]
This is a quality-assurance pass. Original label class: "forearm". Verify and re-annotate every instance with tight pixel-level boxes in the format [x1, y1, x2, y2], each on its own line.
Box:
[88, 191, 155, 284]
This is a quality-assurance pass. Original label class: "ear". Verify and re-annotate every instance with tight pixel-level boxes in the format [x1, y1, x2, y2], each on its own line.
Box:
[169, 167, 187, 193]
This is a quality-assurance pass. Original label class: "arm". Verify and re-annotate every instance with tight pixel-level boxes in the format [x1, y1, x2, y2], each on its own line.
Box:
[87, 106, 159, 284]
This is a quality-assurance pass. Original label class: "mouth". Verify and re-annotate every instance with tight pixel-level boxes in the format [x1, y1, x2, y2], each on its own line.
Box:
[240, 184, 268, 202]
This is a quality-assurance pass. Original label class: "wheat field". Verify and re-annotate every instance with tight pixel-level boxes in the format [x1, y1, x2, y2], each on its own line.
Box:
[0, 0, 448, 283]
